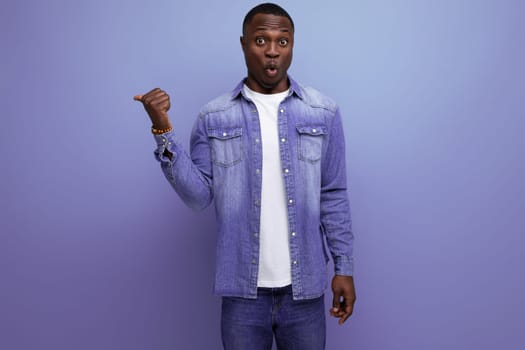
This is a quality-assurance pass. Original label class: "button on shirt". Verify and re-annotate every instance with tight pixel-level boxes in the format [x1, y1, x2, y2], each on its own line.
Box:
[153, 77, 354, 300]
[243, 84, 291, 288]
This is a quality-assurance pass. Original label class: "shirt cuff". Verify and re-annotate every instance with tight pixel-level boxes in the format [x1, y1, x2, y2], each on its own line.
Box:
[333, 256, 354, 276]
[152, 130, 178, 163]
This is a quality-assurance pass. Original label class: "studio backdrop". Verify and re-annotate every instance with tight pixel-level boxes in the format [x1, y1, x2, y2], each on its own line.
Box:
[1, 0, 524, 349]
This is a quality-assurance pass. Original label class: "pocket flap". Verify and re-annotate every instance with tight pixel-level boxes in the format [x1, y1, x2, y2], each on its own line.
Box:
[295, 124, 328, 136]
[208, 127, 242, 140]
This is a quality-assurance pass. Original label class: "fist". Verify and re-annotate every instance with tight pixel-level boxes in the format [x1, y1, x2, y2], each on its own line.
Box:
[134, 88, 172, 129]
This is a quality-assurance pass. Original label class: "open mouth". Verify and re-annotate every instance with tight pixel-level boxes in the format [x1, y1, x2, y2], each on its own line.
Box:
[265, 65, 278, 77]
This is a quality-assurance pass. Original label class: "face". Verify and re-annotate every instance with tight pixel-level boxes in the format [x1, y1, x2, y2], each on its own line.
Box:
[241, 13, 294, 94]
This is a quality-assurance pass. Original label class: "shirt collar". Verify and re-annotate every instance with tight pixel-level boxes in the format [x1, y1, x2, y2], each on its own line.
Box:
[230, 76, 305, 101]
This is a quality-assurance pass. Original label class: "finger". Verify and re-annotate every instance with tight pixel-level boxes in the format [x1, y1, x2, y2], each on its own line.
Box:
[337, 298, 354, 325]
[145, 87, 161, 96]
[345, 301, 354, 316]
[154, 94, 170, 105]
[149, 95, 170, 112]
[331, 292, 344, 317]
[135, 88, 163, 102]
[332, 293, 342, 312]
[330, 303, 345, 315]
[339, 312, 351, 325]
[159, 96, 171, 106]
[331, 308, 345, 318]
[144, 91, 169, 106]
[343, 305, 353, 322]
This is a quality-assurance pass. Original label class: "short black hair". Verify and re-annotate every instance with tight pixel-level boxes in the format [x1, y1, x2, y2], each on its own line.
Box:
[242, 3, 294, 35]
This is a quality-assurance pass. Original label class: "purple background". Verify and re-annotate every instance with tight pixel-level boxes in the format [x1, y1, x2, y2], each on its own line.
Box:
[2, 0, 524, 349]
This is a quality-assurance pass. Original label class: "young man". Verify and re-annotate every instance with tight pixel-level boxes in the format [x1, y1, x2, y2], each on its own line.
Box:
[134, 3, 355, 349]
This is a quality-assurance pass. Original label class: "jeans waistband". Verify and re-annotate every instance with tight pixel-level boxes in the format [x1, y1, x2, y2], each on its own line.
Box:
[256, 284, 292, 296]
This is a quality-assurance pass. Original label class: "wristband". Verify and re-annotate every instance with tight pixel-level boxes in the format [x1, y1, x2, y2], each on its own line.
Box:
[151, 125, 173, 135]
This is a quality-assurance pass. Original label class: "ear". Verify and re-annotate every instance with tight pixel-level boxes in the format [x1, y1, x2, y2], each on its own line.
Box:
[240, 36, 246, 52]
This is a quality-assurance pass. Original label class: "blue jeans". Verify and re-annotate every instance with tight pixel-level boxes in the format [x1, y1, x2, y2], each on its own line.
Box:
[221, 285, 326, 350]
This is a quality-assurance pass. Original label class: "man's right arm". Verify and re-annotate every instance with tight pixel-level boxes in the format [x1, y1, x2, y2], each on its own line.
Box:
[134, 88, 213, 211]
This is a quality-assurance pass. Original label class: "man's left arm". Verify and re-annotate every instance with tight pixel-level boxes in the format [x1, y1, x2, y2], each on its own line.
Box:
[320, 106, 356, 325]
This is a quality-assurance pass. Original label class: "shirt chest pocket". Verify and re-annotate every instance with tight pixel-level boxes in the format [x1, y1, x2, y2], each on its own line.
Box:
[296, 124, 327, 163]
[208, 127, 243, 167]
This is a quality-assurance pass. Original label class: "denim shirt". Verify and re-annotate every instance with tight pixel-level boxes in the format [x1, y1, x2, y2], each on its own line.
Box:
[153, 77, 354, 300]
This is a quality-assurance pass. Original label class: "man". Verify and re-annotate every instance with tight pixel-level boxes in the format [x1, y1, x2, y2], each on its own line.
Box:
[134, 3, 355, 349]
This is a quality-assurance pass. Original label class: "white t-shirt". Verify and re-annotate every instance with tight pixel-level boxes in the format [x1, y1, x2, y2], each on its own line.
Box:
[243, 84, 292, 288]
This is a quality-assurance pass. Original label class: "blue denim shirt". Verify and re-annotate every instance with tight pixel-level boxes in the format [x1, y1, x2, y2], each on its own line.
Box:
[153, 77, 354, 300]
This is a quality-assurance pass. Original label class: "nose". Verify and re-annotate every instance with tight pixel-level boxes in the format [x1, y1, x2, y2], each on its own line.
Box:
[265, 41, 279, 58]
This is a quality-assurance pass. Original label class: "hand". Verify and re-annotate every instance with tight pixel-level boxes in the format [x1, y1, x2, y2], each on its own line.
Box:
[134, 88, 172, 129]
[330, 275, 356, 325]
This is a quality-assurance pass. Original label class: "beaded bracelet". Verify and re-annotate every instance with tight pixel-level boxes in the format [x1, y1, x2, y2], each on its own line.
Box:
[151, 125, 173, 135]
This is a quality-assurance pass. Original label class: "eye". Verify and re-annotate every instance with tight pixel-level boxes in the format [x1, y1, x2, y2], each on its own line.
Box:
[255, 37, 265, 45]
[279, 38, 289, 46]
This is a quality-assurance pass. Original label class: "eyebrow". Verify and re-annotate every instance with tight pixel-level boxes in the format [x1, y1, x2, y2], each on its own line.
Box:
[254, 26, 290, 33]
